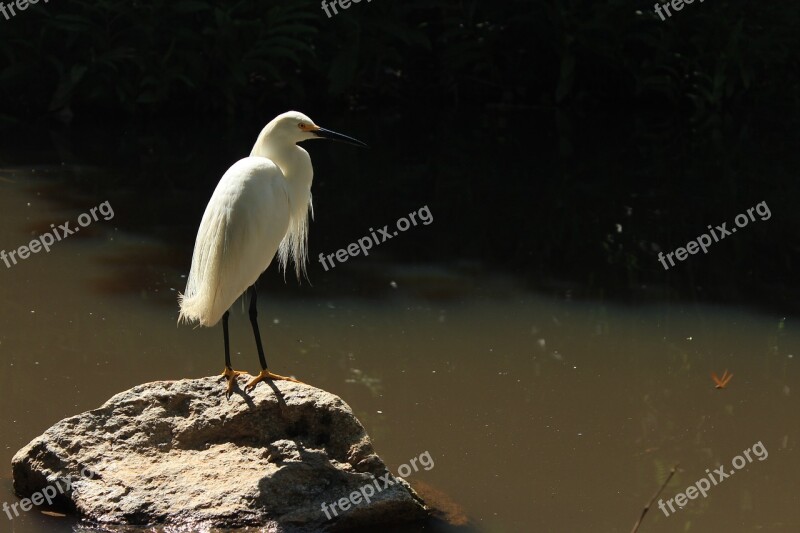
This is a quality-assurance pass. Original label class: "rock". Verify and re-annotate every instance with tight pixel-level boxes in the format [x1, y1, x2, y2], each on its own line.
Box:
[11, 376, 429, 531]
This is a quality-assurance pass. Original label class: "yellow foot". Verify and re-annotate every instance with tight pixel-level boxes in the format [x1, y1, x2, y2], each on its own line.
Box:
[221, 366, 246, 396]
[245, 369, 304, 392]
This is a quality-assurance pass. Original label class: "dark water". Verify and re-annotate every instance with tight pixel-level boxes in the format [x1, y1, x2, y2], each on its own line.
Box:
[1, 112, 799, 532]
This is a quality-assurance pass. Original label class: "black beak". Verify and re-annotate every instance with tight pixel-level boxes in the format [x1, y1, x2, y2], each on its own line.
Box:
[313, 127, 368, 148]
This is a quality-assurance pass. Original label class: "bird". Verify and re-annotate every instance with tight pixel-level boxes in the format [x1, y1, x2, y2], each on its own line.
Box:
[178, 111, 366, 395]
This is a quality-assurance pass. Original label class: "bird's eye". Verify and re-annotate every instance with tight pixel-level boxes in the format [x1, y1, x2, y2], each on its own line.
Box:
[298, 123, 304, 129]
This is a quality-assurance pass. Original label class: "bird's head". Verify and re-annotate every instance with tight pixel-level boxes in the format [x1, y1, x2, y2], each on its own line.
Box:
[264, 111, 367, 148]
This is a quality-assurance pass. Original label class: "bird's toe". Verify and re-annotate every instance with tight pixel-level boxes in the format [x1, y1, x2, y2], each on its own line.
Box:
[243, 369, 305, 393]
[221, 367, 246, 396]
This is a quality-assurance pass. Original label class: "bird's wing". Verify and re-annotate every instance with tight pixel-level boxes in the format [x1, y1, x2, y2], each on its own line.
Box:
[179, 157, 290, 326]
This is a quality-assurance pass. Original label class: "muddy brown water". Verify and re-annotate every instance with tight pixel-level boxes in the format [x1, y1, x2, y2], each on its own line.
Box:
[1, 166, 798, 532]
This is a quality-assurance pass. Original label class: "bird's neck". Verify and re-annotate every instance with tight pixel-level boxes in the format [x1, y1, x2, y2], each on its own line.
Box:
[251, 140, 313, 220]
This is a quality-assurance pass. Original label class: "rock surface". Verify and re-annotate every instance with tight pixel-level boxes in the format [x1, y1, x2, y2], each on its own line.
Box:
[12, 375, 429, 531]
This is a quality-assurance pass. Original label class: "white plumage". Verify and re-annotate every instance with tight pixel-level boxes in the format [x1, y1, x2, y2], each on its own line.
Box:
[177, 110, 365, 394]
[178, 157, 294, 326]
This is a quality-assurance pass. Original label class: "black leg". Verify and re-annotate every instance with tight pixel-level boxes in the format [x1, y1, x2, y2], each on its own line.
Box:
[221, 309, 245, 396]
[242, 285, 302, 392]
[223, 310, 232, 368]
[249, 285, 269, 370]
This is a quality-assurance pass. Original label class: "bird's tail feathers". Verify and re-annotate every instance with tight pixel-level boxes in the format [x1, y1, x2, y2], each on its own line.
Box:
[178, 211, 227, 327]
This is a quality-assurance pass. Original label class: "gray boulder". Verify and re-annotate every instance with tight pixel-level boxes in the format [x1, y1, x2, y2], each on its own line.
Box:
[11, 375, 429, 531]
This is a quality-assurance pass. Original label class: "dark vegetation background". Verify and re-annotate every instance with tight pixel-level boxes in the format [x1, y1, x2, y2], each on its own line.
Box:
[0, 0, 798, 309]
[2, 1, 798, 120]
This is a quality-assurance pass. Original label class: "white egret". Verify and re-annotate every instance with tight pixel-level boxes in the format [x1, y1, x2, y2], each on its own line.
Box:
[178, 111, 366, 395]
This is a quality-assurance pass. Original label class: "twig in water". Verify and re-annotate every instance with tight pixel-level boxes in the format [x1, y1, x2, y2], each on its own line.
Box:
[630, 463, 679, 533]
